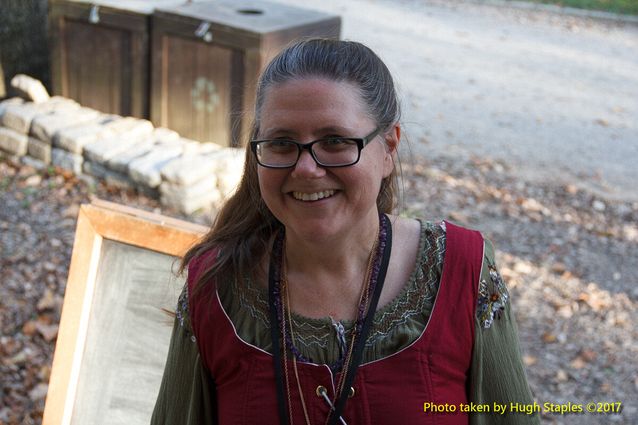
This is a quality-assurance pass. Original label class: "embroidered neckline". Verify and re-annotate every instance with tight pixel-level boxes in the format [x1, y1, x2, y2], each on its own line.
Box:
[224, 220, 446, 363]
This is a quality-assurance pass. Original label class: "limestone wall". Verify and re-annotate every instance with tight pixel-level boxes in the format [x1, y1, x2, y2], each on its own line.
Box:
[0, 76, 245, 214]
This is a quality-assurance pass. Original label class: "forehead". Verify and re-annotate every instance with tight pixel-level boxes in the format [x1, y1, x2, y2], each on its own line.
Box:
[258, 78, 372, 135]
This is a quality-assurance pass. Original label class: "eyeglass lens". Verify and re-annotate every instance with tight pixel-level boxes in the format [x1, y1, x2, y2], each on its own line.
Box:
[257, 139, 359, 167]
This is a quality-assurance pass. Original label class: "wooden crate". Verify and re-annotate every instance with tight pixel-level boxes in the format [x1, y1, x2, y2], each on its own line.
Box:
[150, 0, 341, 147]
[48, 0, 183, 118]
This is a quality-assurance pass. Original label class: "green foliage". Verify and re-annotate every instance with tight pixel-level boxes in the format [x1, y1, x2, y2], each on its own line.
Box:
[517, 0, 638, 15]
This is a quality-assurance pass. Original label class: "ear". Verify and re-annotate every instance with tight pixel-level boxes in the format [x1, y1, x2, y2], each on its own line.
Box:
[382, 124, 400, 178]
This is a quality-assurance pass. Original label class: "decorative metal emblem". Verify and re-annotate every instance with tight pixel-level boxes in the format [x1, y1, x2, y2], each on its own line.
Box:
[191, 77, 220, 113]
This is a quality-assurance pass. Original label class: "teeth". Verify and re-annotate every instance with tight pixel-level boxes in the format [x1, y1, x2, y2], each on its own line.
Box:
[292, 190, 335, 201]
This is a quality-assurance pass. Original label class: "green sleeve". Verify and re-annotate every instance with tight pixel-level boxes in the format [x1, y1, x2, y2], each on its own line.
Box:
[151, 289, 217, 424]
[469, 239, 540, 425]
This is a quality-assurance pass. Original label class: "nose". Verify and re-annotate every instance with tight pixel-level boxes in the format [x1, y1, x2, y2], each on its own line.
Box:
[291, 149, 325, 178]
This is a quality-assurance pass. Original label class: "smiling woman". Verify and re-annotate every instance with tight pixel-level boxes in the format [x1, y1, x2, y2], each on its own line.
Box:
[151, 39, 540, 425]
[255, 78, 395, 246]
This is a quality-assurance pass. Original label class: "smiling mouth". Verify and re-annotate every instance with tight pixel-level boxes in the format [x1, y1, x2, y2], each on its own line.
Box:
[291, 190, 336, 202]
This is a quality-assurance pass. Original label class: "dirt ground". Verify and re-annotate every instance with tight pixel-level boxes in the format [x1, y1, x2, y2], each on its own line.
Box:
[1, 0, 637, 424]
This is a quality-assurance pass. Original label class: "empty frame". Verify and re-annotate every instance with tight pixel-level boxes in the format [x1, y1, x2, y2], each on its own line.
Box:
[43, 200, 207, 425]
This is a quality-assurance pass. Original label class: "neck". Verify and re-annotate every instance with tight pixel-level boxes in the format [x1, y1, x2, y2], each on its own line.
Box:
[282, 210, 381, 320]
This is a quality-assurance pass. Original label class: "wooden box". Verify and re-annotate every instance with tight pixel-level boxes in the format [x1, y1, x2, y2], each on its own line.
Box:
[48, 0, 183, 118]
[150, 0, 341, 146]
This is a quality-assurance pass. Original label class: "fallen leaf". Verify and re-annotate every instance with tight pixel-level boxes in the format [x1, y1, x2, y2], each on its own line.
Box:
[24, 175, 42, 186]
[555, 369, 568, 382]
[35, 323, 59, 342]
[28, 383, 48, 401]
[37, 289, 56, 311]
[551, 262, 567, 274]
[564, 184, 578, 194]
[570, 356, 587, 369]
[579, 349, 597, 362]
[22, 320, 38, 336]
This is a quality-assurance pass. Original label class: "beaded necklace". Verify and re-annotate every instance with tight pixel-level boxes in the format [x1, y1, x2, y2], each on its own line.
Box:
[269, 213, 391, 425]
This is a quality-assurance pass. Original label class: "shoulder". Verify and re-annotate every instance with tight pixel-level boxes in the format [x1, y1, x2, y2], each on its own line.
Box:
[186, 248, 222, 327]
[186, 248, 221, 293]
[388, 215, 421, 247]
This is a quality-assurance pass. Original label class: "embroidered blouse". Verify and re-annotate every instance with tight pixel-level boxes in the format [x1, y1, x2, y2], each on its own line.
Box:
[151, 221, 539, 424]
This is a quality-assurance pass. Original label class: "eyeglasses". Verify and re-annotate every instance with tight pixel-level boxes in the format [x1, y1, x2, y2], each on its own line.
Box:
[250, 127, 382, 168]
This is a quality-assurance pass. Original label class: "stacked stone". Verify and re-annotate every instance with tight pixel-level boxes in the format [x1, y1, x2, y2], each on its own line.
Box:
[0, 75, 245, 214]
[160, 144, 246, 214]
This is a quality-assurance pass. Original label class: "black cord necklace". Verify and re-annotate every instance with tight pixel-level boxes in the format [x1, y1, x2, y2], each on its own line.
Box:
[268, 214, 393, 425]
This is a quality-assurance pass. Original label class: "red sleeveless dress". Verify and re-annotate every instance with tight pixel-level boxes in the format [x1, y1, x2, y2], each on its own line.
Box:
[189, 222, 483, 424]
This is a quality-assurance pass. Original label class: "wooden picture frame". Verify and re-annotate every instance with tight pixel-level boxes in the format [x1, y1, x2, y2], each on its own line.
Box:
[43, 199, 208, 425]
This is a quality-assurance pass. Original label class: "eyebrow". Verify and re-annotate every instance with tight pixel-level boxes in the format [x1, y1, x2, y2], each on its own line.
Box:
[259, 126, 356, 139]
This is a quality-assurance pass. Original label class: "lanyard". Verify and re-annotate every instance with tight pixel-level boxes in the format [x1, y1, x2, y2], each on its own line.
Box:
[268, 215, 392, 425]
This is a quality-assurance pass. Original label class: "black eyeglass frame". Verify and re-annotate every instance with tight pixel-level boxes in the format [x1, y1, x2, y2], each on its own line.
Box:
[249, 126, 383, 169]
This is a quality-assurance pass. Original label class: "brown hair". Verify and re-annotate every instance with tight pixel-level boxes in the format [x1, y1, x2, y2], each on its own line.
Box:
[180, 38, 401, 289]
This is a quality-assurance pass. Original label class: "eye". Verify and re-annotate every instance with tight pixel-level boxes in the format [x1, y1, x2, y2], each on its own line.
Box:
[317, 138, 357, 152]
[265, 139, 297, 153]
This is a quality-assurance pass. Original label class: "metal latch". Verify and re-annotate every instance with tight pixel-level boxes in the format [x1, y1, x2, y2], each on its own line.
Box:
[195, 21, 213, 42]
[89, 5, 100, 24]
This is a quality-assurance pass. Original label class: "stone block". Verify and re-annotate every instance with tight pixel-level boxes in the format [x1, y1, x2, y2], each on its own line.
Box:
[0, 97, 24, 120]
[106, 139, 156, 174]
[104, 172, 135, 191]
[82, 160, 109, 179]
[1, 97, 79, 133]
[161, 187, 221, 215]
[27, 137, 51, 163]
[21, 156, 48, 171]
[160, 154, 216, 186]
[209, 148, 245, 197]
[159, 174, 218, 204]
[152, 127, 180, 144]
[52, 148, 83, 174]
[54, 117, 118, 154]
[83, 136, 139, 163]
[128, 146, 183, 188]
[30, 107, 101, 143]
[101, 117, 154, 140]
[181, 139, 221, 155]
[11, 74, 50, 103]
[0, 127, 28, 155]
[83, 160, 134, 191]
[43, 96, 81, 112]
[1, 103, 47, 133]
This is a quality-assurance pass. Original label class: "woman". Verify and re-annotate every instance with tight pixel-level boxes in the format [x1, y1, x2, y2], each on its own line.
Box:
[152, 38, 539, 425]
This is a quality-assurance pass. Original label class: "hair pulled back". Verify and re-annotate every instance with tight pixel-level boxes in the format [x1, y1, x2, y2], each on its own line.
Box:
[180, 38, 401, 287]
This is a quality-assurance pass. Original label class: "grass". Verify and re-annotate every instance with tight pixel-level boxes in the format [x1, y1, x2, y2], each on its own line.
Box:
[511, 0, 638, 15]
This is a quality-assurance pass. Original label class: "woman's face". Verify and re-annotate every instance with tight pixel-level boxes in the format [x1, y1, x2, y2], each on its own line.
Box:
[256, 78, 397, 243]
